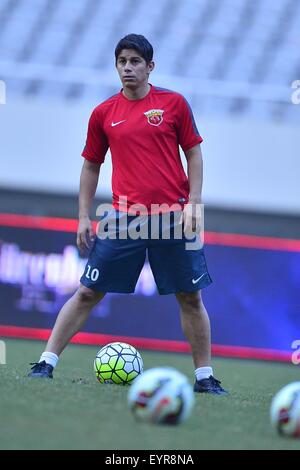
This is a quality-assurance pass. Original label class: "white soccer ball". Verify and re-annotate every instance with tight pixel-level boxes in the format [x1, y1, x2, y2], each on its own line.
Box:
[128, 367, 194, 425]
[94, 342, 143, 385]
[270, 382, 300, 437]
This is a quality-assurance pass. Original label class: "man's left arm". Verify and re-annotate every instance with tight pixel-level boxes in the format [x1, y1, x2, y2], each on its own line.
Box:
[183, 144, 203, 233]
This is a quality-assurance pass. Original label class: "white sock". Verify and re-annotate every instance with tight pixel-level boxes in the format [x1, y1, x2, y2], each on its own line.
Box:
[195, 366, 213, 381]
[39, 352, 59, 368]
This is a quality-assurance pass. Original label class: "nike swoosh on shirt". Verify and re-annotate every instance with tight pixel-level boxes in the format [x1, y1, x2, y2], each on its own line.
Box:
[111, 120, 126, 127]
[192, 273, 206, 284]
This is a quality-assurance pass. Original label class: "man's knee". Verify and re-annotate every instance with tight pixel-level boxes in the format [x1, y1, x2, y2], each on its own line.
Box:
[176, 291, 202, 312]
[76, 284, 105, 305]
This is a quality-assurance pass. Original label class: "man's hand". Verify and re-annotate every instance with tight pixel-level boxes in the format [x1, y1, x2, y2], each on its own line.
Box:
[77, 216, 95, 251]
[181, 201, 202, 237]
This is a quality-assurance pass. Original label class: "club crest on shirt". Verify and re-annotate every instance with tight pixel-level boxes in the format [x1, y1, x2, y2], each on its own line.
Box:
[144, 109, 164, 126]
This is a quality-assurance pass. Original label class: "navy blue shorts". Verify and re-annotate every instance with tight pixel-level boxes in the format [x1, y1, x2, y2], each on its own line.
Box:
[80, 211, 212, 295]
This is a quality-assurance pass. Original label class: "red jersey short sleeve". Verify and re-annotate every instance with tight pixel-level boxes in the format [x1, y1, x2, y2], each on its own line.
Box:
[82, 107, 108, 164]
[80, 86, 203, 213]
[176, 95, 203, 152]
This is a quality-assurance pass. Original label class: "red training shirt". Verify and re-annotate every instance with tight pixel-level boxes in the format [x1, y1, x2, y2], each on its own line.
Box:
[82, 85, 203, 214]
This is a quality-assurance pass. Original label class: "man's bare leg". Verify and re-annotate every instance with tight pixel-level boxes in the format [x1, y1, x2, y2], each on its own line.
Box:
[45, 285, 105, 356]
[28, 285, 105, 377]
[176, 290, 211, 368]
[175, 290, 227, 394]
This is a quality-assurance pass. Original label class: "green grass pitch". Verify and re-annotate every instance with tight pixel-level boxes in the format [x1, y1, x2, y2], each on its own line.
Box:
[0, 338, 299, 450]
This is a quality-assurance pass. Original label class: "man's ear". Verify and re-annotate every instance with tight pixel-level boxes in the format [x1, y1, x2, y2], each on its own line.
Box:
[148, 61, 155, 73]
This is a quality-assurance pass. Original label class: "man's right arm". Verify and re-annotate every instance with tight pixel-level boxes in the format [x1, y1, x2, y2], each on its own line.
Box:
[77, 159, 101, 251]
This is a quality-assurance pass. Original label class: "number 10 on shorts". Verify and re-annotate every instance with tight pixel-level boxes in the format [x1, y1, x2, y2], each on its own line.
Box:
[85, 265, 100, 281]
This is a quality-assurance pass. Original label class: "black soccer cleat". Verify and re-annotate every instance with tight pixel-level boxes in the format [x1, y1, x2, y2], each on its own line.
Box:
[28, 361, 54, 378]
[194, 375, 228, 395]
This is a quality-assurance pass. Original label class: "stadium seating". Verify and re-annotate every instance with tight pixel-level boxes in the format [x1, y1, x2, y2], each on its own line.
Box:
[0, 0, 299, 121]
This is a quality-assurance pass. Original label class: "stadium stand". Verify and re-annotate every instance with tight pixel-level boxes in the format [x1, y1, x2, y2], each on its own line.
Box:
[0, 0, 299, 121]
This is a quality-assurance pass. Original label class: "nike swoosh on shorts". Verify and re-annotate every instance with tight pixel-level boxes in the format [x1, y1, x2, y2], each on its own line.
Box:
[192, 273, 206, 284]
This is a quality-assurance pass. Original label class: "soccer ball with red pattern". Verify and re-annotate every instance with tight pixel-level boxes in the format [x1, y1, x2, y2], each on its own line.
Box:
[270, 382, 300, 437]
[128, 367, 194, 425]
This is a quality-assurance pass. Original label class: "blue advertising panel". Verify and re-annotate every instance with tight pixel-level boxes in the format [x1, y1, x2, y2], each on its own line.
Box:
[0, 215, 299, 360]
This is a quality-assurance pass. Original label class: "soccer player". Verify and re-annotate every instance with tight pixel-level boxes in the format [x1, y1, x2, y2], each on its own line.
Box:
[28, 34, 227, 394]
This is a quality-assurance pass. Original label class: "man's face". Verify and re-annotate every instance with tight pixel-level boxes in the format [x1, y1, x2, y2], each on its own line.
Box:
[116, 49, 154, 88]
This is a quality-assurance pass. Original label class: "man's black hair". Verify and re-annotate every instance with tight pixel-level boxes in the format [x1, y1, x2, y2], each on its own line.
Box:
[115, 34, 153, 64]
